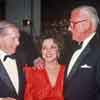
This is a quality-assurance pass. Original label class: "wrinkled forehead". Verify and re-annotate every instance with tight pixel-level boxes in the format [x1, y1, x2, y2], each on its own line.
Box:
[4, 27, 20, 37]
[70, 9, 89, 21]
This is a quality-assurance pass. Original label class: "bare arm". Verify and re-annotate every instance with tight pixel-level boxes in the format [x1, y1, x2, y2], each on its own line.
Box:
[0, 97, 16, 100]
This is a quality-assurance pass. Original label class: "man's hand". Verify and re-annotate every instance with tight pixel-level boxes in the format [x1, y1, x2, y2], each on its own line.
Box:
[33, 57, 45, 69]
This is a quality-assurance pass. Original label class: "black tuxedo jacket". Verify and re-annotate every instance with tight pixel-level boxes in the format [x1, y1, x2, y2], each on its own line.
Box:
[0, 59, 25, 100]
[64, 33, 100, 100]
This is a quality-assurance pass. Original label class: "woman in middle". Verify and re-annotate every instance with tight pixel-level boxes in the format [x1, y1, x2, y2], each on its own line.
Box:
[24, 33, 65, 100]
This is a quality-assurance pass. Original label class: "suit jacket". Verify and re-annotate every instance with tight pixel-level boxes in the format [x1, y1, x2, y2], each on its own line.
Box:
[64, 33, 100, 100]
[0, 58, 25, 100]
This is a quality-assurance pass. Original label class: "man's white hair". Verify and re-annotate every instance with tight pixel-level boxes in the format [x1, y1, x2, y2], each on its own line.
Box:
[72, 5, 100, 28]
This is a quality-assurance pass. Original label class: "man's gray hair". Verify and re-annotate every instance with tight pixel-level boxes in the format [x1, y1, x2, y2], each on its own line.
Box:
[0, 20, 19, 36]
[73, 5, 100, 28]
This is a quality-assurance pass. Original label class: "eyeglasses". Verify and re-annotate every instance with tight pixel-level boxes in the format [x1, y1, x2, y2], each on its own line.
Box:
[69, 19, 88, 28]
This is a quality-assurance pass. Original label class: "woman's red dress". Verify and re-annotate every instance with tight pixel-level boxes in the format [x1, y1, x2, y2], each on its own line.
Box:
[24, 65, 65, 100]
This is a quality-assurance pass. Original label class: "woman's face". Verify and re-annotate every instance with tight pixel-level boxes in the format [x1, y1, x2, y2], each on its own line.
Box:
[41, 38, 59, 63]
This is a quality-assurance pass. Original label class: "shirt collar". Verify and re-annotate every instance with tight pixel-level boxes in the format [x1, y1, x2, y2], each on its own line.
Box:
[81, 32, 96, 49]
[0, 50, 8, 61]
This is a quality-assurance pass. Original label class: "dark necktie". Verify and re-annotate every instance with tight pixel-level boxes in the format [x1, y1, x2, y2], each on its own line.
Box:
[3, 54, 16, 61]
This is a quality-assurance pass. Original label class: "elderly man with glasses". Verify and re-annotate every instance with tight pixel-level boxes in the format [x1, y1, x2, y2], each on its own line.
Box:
[64, 5, 100, 100]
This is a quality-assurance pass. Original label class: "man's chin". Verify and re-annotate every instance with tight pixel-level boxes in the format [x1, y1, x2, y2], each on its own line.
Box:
[11, 51, 16, 55]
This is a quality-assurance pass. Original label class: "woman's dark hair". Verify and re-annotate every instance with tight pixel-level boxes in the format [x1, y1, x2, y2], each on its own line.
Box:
[37, 32, 65, 62]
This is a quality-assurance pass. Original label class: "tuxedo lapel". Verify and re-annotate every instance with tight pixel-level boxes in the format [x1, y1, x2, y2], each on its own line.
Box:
[0, 60, 17, 95]
[66, 33, 98, 80]
[16, 59, 24, 97]
[68, 46, 91, 79]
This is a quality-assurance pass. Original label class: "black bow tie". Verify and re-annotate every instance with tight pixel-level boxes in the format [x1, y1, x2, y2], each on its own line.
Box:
[75, 42, 83, 50]
[3, 54, 16, 61]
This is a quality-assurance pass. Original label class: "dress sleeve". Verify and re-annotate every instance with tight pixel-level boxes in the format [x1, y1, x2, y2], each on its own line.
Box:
[24, 67, 34, 100]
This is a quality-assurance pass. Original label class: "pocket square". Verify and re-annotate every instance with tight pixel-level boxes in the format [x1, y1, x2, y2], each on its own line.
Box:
[81, 64, 92, 68]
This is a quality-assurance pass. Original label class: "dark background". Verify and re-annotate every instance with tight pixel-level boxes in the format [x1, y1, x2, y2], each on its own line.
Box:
[0, 0, 5, 20]
[42, 0, 100, 19]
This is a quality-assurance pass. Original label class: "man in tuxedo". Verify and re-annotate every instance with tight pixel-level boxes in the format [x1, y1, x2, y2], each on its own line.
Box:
[64, 5, 100, 100]
[0, 21, 24, 100]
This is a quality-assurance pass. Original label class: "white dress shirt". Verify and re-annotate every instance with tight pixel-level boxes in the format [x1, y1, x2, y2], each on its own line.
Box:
[0, 50, 19, 94]
[67, 32, 96, 76]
